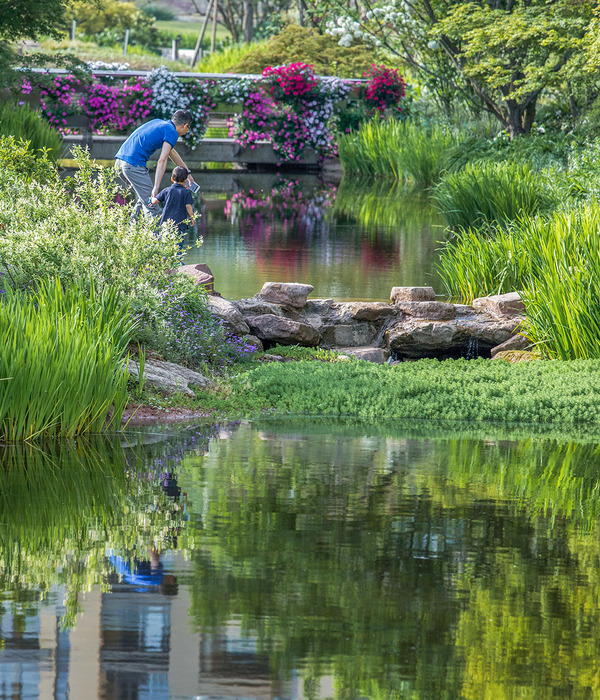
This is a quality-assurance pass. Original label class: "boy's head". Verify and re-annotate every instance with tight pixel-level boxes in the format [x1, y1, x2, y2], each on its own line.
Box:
[171, 166, 189, 183]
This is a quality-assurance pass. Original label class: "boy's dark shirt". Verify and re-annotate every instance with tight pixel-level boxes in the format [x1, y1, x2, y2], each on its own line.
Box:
[155, 182, 193, 230]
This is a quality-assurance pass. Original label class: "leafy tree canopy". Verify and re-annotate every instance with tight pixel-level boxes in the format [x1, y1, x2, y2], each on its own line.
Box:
[306, 0, 597, 137]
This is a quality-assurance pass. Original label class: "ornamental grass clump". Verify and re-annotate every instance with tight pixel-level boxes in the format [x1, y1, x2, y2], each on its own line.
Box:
[0, 278, 137, 442]
[433, 161, 558, 231]
[337, 120, 460, 184]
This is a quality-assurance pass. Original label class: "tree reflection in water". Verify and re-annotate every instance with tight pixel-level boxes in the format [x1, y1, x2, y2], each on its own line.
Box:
[2, 421, 600, 697]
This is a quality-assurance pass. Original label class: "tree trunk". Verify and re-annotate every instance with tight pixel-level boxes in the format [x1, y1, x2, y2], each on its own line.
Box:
[504, 98, 537, 139]
[242, 0, 253, 42]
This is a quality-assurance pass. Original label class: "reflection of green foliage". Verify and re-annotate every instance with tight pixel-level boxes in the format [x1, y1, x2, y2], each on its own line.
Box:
[177, 421, 600, 697]
[332, 178, 444, 238]
[0, 432, 204, 629]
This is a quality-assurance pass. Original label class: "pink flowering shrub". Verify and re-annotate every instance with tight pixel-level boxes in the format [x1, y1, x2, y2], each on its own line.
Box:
[79, 80, 152, 133]
[363, 64, 406, 113]
[229, 63, 349, 164]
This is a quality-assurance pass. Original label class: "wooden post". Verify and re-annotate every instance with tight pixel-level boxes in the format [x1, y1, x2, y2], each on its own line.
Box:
[123, 28, 130, 54]
[71, 19, 77, 41]
[172, 35, 180, 61]
[190, 0, 214, 68]
[210, 0, 218, 54]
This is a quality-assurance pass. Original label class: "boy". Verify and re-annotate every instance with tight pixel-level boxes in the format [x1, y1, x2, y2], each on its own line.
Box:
[151, 165, 196, 237]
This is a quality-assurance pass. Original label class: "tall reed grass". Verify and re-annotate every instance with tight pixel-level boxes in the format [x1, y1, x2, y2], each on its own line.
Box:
[337, 120, 461, 185]
[438, 204, 600, 359]
[0, 279, 137, 441]
[432, 161, 558, 231]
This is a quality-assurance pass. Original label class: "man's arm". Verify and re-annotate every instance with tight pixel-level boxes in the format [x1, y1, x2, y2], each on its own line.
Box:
[169, 148, 195, 182]
[153, 141, 173, 198]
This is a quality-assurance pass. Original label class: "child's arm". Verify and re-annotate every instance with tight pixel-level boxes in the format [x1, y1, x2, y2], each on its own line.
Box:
[186, 203, 195, 225]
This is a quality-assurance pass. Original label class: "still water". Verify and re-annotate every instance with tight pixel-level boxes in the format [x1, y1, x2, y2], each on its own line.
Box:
[1, 420, 600, 698]
[181, 174, 446, 301]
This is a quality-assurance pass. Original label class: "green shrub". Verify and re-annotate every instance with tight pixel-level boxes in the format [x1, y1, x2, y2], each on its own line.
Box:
[143, 4, 177, 21]
[0, 135, 61, 183]
[228, 25, 383, 78]
[195, 41, 263, 74]
[0, 278, 136, 441]
[432, 161, 558, 231]
[0, 104, 63, 161]
[338, 120, 461, 185]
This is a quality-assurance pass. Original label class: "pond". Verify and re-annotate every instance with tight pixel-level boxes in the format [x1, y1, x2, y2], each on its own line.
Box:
[181, 173, 446, 301]
[2, 420, 600, 698]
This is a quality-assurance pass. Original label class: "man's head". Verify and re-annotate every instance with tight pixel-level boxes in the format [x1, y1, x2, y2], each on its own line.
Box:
[171, 165, 189, 184]
[172, 109, 192, 136]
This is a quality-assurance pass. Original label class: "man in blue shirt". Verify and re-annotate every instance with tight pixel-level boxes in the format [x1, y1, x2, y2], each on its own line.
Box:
[115, 109, 196, 219]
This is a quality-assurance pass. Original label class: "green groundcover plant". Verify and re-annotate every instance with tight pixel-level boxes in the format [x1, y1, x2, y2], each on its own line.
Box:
[232, 357, 600, 428]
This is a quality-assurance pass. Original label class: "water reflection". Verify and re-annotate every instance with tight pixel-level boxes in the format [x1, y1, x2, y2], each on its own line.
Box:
[2, 422, 600, 697]
[184, 176, 445, 301]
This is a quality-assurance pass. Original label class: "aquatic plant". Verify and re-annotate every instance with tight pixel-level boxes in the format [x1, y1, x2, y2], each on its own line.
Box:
[338, 120, 461, 184]
[432, 160, 558, 231]
[0, 278, 136, 441]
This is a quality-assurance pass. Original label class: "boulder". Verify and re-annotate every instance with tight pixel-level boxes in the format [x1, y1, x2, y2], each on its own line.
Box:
[492, 350, 539, 363]
[391, 286, 436, 303]
[388, 321, 459, 355]
[395, 301, 455, 321]
[245, 314, 321, 346]
[334, 346, 390, 364]
[490, 333, 531, 357]
[129, 358, 214, 397]
[320, 323, 379, 348]
[178, 263, 215, 294]
[207, 296, 250, 335]
[233, 298, 285, 318]
[243, 334, 264, 352]
[256, 282, 314, 308]
[472, 292, 525, 317]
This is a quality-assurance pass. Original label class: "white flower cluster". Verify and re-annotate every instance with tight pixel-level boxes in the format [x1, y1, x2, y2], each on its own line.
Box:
[147, 66, 190, 120]
[325, 17, 364, 47]
[86, 61, 131, 71]
[214, 77, 256, 104]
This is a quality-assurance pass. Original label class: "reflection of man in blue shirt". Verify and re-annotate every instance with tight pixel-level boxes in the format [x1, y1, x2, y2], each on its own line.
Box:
[107, 548, 165, 591]
[114, 110, 196, 220]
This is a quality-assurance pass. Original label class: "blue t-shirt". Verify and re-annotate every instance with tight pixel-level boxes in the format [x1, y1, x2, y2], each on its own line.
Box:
[156, 182, 194, 229]
[115, 119, 179, 167]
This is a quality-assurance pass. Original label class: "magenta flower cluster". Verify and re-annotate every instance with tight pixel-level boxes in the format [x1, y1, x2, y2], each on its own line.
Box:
[79, 80, 152, 132]
[363, 64, 406, 113]
[38, 75, 82, 130]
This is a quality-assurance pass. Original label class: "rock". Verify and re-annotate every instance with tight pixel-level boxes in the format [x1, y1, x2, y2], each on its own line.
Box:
[129, 358, 214, 397]
[492, 350, 539, 363]
[472, 292, 525, 317]
[388, 321, 459, 354]
[391, 286, 436, 303]
[245, 314, 321, 346]
[207, 296, 250, 335]
[233, 298, 285, 318]
[320, 323, 379, 348]
[256, 282, 314, 308]
[345, 302, 397, 321]
[243, 334, 264, 352]
[178, 263, 215, 294]
[490, 333, 530, 357]
[333, 346, 390, 364]
[395, 301, 455, 321]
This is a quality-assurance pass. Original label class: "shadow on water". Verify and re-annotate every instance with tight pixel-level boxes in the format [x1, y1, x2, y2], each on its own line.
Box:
[2, 421, 600, 696]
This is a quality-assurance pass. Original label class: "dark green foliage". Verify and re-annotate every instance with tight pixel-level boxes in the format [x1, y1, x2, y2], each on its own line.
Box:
[229, 25, 386, 78]
[234, 357, 600, 427]
[0, 0, 71, 40]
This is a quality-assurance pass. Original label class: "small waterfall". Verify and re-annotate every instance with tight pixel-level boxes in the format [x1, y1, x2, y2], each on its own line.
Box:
[466, 337, 480, 360]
